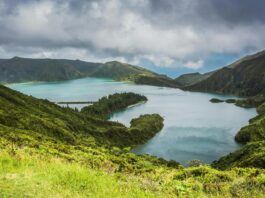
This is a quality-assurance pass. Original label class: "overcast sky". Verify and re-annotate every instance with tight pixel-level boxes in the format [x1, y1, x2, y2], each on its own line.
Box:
[0, 0, 264, 76]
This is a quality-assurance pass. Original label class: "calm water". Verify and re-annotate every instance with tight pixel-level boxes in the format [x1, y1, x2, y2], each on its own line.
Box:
[7, 77, 257, 165]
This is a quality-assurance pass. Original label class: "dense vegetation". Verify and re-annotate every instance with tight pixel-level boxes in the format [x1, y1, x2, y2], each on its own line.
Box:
[185, 51, 265, 97]
[81, 92, 147, 119]
[174, 72, 212, 86]
[133, 74, 179, 88]
[235, 94, 265, 108]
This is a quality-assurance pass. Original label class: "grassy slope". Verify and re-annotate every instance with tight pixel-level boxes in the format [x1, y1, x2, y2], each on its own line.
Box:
[0, 85, 265, 196]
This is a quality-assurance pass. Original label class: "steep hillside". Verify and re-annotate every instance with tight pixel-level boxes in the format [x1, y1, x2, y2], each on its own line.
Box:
[1, 85, 264, 197]
[175, 72, 213, 86]
[186, 51, 265, 96]
[0, 57, 102, 83]
[133, 74, 180, 88]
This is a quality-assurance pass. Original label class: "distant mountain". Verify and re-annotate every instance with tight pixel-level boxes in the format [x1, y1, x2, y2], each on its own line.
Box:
[0, 57, 179, 88]
[134, 74, 179, 88]
[89, 61, 155, 80]
[184, 51, 265, 96]
[174, 72, 213, 86]
[0, 57, 102, 83]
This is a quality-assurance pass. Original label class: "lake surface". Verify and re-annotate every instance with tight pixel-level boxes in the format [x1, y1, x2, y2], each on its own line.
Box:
[8, 77, 257, 166]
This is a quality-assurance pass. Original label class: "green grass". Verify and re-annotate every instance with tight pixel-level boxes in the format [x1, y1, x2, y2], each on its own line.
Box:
[0, 151, 155, 198]
[0, 148, 264, 197]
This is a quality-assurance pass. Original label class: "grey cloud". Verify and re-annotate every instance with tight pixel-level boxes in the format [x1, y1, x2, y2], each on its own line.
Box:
[0, 0, 264, 68]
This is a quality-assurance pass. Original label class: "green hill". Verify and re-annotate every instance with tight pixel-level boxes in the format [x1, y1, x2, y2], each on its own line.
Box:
[185, 51, 265, 96]
[133, 74, 179, 88]
[174, 72, 213, 86]
[0, 57, 102, 83]
[89, 61, 155, 80]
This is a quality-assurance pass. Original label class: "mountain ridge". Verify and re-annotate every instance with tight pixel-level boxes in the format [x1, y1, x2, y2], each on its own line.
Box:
[182, 51, 265, 96]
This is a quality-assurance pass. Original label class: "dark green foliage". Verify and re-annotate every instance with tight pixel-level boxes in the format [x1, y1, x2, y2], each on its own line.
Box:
[90, 61, 155, 80]
[104, 114, 164, 147]
[81, 92, 147, 119]
[235, 94, 265, 108]
[258, 103, 265, 115]
[129, 114, 164, 144]
[225, 99, 236, 104]
[175, 72, 212, 86]
[210, 98, 224, 103]
[133, 74, 179, 88]
[235, 110, 265, 144]
[212, 141, 265, 170]
[186, 50, 265, 97]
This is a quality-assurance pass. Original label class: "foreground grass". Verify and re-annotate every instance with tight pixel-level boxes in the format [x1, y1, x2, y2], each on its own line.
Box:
[0, 151, 155, 198]
[0, 147, 264, 198]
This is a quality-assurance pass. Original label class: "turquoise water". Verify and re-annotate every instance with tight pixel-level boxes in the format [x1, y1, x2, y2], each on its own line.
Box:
[8, 77, 257, 165]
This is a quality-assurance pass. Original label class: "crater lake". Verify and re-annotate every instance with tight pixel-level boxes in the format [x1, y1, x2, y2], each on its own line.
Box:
[7, 77, 257, 166]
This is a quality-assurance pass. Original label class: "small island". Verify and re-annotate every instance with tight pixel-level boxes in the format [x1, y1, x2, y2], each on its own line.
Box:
[210, 98, 224, 103]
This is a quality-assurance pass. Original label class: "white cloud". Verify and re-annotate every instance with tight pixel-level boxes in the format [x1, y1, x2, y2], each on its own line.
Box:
[184, 60, 204, 69]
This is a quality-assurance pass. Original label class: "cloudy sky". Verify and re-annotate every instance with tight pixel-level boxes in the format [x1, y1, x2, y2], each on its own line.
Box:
[0, 0, 264, 76]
